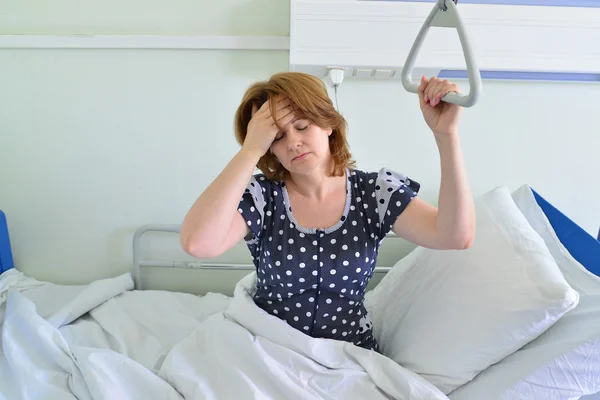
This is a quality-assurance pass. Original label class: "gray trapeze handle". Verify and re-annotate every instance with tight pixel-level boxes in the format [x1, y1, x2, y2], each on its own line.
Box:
[401, 0, 482, 108]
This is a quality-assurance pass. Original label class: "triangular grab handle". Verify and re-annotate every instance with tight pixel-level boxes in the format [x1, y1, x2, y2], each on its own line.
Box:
[401, 0, 482, 108]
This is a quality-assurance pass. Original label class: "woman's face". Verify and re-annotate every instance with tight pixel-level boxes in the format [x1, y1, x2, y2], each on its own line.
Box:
[269, 114, 333, 176]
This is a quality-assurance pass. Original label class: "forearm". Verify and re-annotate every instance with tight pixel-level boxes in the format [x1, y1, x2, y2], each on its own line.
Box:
[434, 133, 476, 248]
[180, 147, 261, 251]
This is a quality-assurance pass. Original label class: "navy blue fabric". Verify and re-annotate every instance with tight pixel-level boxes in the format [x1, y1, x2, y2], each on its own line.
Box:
[237, 168, 420, 350]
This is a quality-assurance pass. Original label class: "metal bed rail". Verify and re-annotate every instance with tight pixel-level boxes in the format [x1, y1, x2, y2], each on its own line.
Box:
[132, 224, 394, 290]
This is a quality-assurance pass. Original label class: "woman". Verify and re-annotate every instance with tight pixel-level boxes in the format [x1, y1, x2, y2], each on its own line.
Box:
[181, 72, 475, 351]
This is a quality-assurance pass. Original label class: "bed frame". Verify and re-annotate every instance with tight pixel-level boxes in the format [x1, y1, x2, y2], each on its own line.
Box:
[132, 224, 400, 290]
[131, 188, 599, 290]
[1, 186, 598, 287]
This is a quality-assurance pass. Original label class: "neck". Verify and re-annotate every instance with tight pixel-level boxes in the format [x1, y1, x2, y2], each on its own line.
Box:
[286, 161, 343, 201]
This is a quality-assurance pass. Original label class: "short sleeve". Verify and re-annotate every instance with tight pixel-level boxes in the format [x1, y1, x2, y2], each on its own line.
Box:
[238, 174, 268, 244]
[375, 167, 420, 238]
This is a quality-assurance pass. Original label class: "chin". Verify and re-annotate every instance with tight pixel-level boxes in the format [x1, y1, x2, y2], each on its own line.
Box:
[285, 165, 311, 175]
[287, 160, 324, 176]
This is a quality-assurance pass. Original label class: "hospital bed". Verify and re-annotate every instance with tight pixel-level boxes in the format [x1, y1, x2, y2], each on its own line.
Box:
[1, 184, 599, 400]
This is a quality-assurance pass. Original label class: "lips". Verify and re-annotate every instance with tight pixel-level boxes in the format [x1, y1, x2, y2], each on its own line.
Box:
[292, 152, 310, 161]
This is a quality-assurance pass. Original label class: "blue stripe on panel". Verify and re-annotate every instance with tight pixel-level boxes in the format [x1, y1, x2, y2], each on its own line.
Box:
[374, 0, 600, 8]
[437, 70, 600, 82]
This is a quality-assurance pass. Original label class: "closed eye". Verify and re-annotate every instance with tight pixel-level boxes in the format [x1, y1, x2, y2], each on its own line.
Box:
[274, 124, 308, 141]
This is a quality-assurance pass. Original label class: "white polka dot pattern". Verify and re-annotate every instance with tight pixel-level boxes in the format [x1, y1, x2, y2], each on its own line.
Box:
[375, 168, 420, 238]
[237, 168, 419, 351]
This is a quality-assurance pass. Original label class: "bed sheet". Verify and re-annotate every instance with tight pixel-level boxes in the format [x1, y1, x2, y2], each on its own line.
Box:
[0, 269, 448, 400]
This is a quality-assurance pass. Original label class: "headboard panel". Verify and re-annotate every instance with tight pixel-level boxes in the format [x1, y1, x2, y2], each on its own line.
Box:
[532, 189, 600, 276]
[0, 210, 14, 274]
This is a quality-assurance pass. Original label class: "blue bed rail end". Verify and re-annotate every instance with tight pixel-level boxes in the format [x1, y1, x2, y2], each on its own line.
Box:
[0, 210, 14, 273]
[531, 189, 600, 277]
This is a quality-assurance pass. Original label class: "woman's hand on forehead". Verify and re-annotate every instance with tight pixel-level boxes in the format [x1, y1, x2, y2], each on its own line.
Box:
[252, 95, 291, 117]
[244, 95, 296, 157]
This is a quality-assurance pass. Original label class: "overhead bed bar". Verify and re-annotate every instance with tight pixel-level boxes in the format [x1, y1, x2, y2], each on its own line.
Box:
[401, 0, 482, 106]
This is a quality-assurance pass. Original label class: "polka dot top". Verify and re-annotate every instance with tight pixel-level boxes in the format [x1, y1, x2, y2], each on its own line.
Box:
[237, 167, 420, 351]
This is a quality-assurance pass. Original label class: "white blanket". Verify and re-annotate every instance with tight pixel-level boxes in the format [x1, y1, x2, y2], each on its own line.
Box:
[0, 270, 448, 400]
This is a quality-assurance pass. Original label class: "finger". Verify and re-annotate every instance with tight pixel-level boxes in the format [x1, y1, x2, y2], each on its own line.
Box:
[418, 75, 428, 93]
[272, 105, 294, 124]
[257, 98, 285, 121]
[430, 79, 448, 107]
[446, 83, 460, 95]
[254, 99, 272, 117]
[273, 95, 291, 107]
[274, 95, 289, 104]
[275, 98, 292, 113]
[418, 75, 428, 107]
[437, 80, 453, 101]
[251, 103, 259, 117]
[278, 109, 296, 127]
[271, 107, 294, 127]
[431, 79, 447, 106]
[424, 76, 440, 102]
[437, 83, 460, 104]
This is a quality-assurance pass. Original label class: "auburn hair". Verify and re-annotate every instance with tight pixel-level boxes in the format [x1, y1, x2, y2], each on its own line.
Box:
[234, 72, 356, 181]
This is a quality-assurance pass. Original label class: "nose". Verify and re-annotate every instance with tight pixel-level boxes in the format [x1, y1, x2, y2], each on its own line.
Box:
[286, 130, 302, 151]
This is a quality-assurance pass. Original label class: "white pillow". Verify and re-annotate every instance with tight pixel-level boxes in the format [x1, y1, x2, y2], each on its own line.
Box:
[365, 186, 579, 394]
[447, 184, 600, 399]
